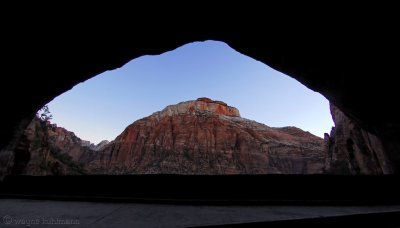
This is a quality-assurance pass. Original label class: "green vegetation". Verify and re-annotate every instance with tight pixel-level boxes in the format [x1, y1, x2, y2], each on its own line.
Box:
[50, 146, 86, 175]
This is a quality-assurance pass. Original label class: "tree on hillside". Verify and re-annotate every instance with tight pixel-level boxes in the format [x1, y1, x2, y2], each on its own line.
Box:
[37, 105, 53, 122]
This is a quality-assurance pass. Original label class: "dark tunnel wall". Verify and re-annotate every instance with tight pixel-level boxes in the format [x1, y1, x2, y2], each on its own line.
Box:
[1, 7, 400, 176]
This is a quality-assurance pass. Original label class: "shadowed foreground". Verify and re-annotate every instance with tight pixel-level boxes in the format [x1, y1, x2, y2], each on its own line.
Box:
[1, 175, 400, 205]
[2, 175, 400, 227]
[1, 199, 400, 227]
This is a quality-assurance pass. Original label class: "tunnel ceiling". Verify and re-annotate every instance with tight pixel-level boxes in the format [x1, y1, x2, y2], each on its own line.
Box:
[1, 8, 400, 171]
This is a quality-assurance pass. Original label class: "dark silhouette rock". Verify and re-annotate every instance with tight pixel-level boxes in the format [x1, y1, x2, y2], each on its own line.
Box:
[325, 104, 392, 174]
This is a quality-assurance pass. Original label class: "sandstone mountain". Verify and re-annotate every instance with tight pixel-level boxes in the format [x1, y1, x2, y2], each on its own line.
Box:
[87, 98, 326, 174]
[14, 98, 395, 175]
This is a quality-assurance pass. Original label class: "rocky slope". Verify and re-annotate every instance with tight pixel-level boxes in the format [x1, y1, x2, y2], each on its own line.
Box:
[81, 140, 110, 151]
[324, 104, 392, 174]
[14, 118, 110, 175]
[88, 98, 326, 174]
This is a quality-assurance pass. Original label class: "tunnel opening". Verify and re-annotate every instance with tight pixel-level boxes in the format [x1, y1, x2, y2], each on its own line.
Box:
[0, 37, 398, 206]
[15, 40, 339, 176]
[1, 10, 400, 226]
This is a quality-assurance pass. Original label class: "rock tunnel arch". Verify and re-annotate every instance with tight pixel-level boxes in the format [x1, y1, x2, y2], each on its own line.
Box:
[1, 16, 400, 176]
[46, 40, 333, 145]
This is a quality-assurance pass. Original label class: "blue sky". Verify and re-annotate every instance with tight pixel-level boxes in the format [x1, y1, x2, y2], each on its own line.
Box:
[47, 40, 334, 144]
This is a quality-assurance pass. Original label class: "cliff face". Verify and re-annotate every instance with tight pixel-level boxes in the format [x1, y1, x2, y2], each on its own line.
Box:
[89, 98, 326, 174]
[14, 99, 397, 175]
[151, 97, 241, 118]
[325, 104, 392, 174]
[15, 118, 111, 175]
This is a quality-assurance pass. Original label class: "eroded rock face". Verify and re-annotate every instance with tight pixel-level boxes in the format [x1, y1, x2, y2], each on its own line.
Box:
[153, 98, 241, 118]
[89, 98, 326, 174]
[16, 118, 92, 175]
[325, 104, 393, 174]
[20, 99, 395, 176]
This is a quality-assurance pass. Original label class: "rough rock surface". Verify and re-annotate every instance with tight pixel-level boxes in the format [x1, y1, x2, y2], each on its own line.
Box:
[89, 98, 326, 174]
[16, 118, 92, 175]
[81, 140, 110, 151]
[325, 104, 392, 174]
[152, 98, 241, 119]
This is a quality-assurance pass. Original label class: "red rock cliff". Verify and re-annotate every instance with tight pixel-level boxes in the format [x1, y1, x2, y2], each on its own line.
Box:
[151, 97, 241, 118]
[89, 98, 326, 174]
